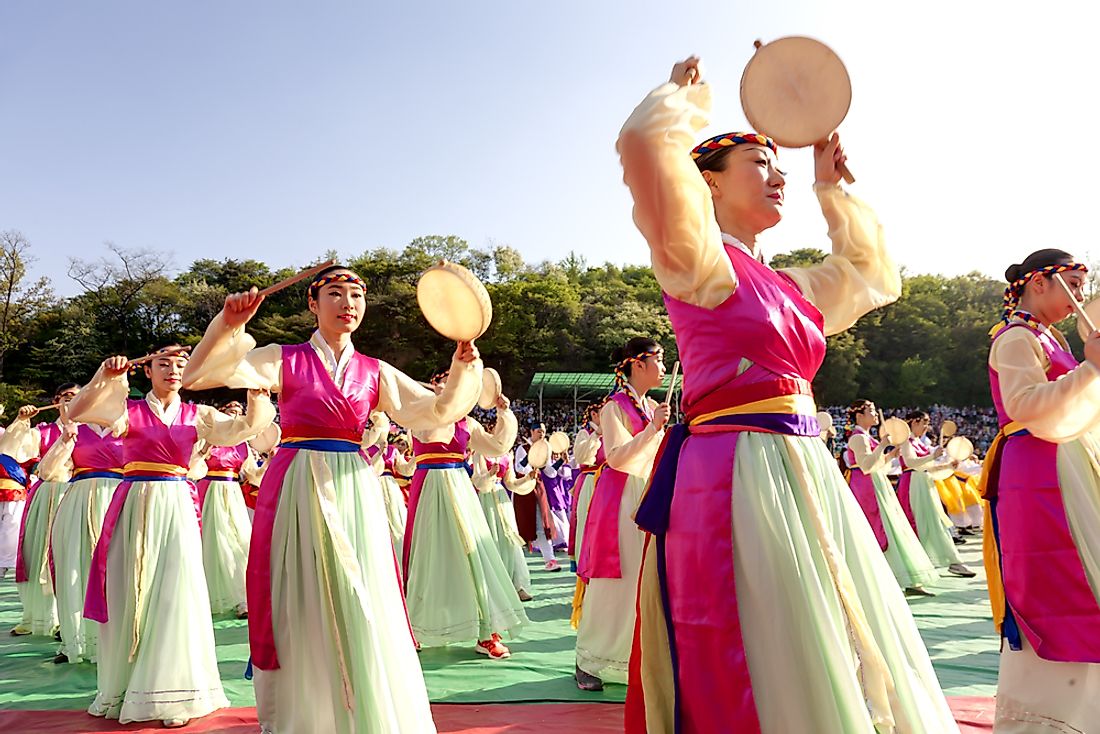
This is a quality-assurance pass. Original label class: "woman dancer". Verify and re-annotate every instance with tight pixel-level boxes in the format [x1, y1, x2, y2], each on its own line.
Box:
[182, 265, 478, 733]
[621, 57, 958, 732]
[195, 398, 271, 617]
[982, 248, 1100, 731]
[37, 413, 124, 664]
[471, 446, 536, 601]
[67, 348, 272, 727]
[0, 417, 27, 580]
[568, 404, 603, 627]
[897, 412, 975, 577]
[575, 336, 667, 691]
[404, 379, 527, 659]
[845, 400, 938, 596]
[8, 384, 79, 637]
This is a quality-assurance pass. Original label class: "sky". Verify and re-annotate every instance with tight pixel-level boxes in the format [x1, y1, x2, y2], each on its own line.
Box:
[3, 0, 1099, 297]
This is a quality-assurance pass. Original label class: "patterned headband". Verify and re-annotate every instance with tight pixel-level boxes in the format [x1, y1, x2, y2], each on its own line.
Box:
[309, 272, 365, 292]
[1001, 262, 1089, 321]
[613, 349, 663, 390]
[691, 132, 777, 160]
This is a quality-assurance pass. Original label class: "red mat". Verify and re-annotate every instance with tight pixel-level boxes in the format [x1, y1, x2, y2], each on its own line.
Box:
[0, 698, 994, 733]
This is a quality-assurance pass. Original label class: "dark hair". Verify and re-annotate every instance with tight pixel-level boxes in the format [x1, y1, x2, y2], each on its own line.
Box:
[1005, 249, 1075, 283]
[307, 265, 361, 300]
[54, 382, 79, 398]
[846, 399, 872, 424]
[694, 146, 742, 174]
[610, 336, 661, 376]
[219, 398, 244, 411]
[905, 410, 929, 424]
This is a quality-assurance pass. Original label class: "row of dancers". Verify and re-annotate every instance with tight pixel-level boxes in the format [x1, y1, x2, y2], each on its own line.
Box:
[3, 54, 1100, 733]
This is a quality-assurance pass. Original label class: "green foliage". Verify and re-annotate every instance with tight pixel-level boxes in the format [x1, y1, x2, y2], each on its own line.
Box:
[0, 233, 1046, 408]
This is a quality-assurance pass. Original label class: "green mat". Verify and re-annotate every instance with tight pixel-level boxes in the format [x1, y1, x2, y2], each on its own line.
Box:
[0, 542, 997, 711]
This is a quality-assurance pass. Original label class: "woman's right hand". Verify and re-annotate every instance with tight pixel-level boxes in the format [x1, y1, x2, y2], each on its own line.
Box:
[223, 288, 265, 330]
[16, 405, 38, 421]
[103, 356, 128, 377]
[1085, 331, 1100, 370]
[652, 403, 672, 430]
[669, 56, 703, 87]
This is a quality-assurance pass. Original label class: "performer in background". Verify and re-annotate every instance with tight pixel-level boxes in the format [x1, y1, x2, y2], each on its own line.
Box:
[575, 336, 667, 691]
[182, 265, 479, 733]
[69, 348, 272, 728]
[620, 57, 958, 732]
[983, 248, 1100, 732]
[844, 400, 938, 596]
[7, 384, 79, 637]
[38, 412, 124, 664]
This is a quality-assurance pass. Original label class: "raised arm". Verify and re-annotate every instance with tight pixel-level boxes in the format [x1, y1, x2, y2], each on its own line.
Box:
[780, 177, 902, 336]
[37, 427, 76, 482]
[376, 358, 481, 435]
[617, 60, 736, 309]
[66, 358, 130, 432]
[196, 390, 276, 448]
[182, 312, 282, 391]
[467, 407, 519, 457]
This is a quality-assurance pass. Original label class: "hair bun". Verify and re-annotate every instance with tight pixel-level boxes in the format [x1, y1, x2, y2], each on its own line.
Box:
[1005, 263, 1023, 283]
[609, 346, 626, 363]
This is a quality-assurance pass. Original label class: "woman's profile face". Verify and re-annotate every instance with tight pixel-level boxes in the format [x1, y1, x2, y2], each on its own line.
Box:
[703, 144, 786, 235]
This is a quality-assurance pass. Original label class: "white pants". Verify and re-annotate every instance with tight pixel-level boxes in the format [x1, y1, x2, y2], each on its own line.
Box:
[0, 500, 25, 569]
[534, 506, 569, 562]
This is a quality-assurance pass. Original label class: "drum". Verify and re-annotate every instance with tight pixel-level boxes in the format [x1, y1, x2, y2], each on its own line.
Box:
[416, 260, 493, 341]
[947, 436, 975, 463]
[527, 439, 550, 470]
[478, 367, 502, 410]
[881, 417, 911, 446]
[548, 431, 570, 454]
[741, 36, 855, 183]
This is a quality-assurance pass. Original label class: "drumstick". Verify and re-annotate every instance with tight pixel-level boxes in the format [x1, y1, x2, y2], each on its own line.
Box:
[1054, 273, 1096, 334]
[664, 361, 681, 406]
[128, 346, 192, 367]
[37, 402, 63, 412]
[257, 260, 337, 298]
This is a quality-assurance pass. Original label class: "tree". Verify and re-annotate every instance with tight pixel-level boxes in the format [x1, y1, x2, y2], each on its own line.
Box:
[769, 248, 827, 270]
[0, 230, 53, 380]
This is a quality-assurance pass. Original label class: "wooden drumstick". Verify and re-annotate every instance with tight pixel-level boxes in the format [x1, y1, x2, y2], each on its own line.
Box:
[1054, 273, 1096, 334]
[665, 361, 681, 406]
[128, 346, 192, 367]
[258, 259, 337, 298]
[38, 402, 63, 412]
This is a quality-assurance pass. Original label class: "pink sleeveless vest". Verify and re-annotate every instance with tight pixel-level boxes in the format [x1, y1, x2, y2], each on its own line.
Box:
[845, 427, 888, 550]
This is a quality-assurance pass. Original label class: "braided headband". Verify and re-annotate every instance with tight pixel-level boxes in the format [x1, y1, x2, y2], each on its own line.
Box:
[691, 131, 777, 160]
[309, 272, 366, 292]
[613, 349, 662, 389]
[1001, 262, 1088, 321]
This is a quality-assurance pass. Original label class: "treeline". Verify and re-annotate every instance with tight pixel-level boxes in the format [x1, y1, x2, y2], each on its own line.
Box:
[0, 230, 1079, 409]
